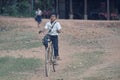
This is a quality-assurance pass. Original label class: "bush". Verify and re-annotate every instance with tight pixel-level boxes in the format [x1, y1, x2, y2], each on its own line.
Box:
[4, 5, 18, 16]
[0, 0, 32, 17]
[17, 1, 30, 17]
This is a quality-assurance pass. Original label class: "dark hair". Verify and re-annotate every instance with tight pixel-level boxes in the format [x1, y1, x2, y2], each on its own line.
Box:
[50, 13, 57, 18]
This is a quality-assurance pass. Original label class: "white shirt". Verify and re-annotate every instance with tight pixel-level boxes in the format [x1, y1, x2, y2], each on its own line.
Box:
[45, 21, 62, 36]
[36, 10, 42, 16]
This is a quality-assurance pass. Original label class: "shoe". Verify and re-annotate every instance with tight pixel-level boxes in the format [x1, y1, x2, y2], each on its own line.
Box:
[56, 56, 62, 61]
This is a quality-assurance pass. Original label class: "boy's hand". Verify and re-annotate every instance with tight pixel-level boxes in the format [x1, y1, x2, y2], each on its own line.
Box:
[38, 30, 43, 34]
[57, 30, 61, 33]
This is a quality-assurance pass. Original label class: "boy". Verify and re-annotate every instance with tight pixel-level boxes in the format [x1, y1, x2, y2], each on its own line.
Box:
[39, 14, 62, 61]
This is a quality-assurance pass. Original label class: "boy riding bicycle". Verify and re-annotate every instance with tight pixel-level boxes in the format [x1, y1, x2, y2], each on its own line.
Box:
[39, 13, 62, 62]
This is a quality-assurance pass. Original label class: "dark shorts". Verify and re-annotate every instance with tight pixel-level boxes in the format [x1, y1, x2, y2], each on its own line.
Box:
[35, 15, 42, 23]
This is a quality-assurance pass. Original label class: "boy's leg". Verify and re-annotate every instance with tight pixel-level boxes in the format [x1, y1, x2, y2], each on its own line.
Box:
[51, 36, 59, 58]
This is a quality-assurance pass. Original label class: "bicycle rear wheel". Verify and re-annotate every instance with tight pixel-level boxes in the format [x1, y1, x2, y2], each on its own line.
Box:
[52, 58, 56, 72]
[51, 45, 56, 72]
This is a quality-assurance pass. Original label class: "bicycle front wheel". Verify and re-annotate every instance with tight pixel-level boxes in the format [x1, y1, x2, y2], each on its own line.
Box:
[45, 48, 50, 77]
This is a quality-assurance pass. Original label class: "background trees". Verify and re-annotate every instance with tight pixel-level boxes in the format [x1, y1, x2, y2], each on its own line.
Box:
[0, 0, 55, 17]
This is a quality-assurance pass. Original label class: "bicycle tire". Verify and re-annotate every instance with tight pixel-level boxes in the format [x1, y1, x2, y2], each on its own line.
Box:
[45, 48, 50, 77]
[52, 61, 56, 72]
[45, 42, 56, 77]
[51, 44, 56, 72]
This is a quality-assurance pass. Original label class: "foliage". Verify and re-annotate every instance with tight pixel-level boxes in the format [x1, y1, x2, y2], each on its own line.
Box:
[4, 4, 18, 16]
[0, 0, 55, 17]
[0, 0, 32, 17]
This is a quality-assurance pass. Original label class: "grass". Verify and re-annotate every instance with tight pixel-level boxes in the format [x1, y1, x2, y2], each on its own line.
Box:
[0, 21, 42, 50]
[64, 34, 103, 49]
[56, 50, 105, 80]
[83, 65, 120, 80]
[57, 50, 120, 80]
[0, 22, 43, 80]
[0, 56, 43, 80]
[86, 62, 120, 80]
[111, 26, 120, 36]
[67, 51, 104, 73]
[0, 74, 28, 80]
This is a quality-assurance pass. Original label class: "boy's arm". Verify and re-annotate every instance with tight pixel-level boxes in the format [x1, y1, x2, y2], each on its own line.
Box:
[39, 22, 48, 34]
[38, 29, 45, 34]
[39, 28, 48, 34]
[57, 22, 62, 33]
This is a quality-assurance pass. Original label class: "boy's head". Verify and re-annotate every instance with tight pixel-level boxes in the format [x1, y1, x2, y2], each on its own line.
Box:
[50, 13, 57, 22]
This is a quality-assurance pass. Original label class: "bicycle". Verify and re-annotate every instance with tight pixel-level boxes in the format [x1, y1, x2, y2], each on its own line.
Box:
[44, 38, 56, 77]
[39, 21, 58, 77]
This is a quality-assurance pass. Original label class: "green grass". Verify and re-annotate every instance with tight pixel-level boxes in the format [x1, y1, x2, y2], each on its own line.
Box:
[57, 50, 120, 80]
[0, 21, 42, 50]
[67, 51, 104, 73]
[56, 51, 104, 80]
[0, 56, 43, 80]
[0, 74, 29, 80]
